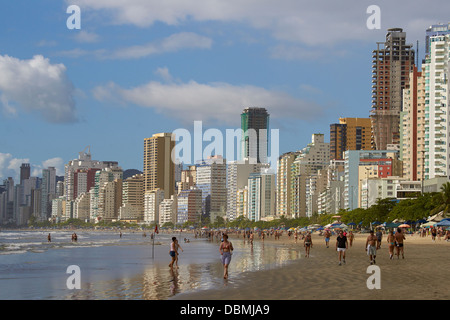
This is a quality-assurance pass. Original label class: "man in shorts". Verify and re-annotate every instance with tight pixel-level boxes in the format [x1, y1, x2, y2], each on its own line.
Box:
[395, 228, 406, 259]
[366, 230, 379, 265]
[336, 230, 348, 265]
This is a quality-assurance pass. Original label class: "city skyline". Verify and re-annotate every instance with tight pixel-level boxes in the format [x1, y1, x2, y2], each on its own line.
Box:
[1, 1, 450, 182]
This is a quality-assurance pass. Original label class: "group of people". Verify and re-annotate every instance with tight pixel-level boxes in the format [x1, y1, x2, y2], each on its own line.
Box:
[423, 226, 450, 241]
[305, 227, 408, 265]
[333, 227, 407, 266]
[46, 232, 78, 242]
[169, 233, 233, 279]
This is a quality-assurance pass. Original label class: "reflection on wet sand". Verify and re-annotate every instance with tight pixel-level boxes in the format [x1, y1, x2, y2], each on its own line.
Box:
[65, 240, 302, 300]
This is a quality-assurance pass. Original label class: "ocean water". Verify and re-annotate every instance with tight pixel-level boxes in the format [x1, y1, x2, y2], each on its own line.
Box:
[0, 230, 302, 300]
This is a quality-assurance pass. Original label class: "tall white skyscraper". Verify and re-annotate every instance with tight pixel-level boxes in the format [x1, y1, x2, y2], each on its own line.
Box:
[226, 159, 269, 221]
[424, 28, 450, 179]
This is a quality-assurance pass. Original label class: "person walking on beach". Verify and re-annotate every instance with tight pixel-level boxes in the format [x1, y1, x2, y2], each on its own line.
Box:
[394, 228, 406, 259]
[431, 227, 437, 242]
[169, 237, 177, 269]
[336, 230, 348, 265]
[376, 228, 383, 249]
[366, 230, 379, 265]
[219, 234, 234, 279]
[387, 230, 395, 259]
[174, 239, 183, 269]
[324, 229, 331, 248]
[47, 233, 51, 242]
[304, 232, 313, 257]
[348, 231, 354, 247]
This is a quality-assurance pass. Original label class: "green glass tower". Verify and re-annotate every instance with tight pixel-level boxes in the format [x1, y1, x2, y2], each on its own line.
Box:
[240, 107, 269, 163]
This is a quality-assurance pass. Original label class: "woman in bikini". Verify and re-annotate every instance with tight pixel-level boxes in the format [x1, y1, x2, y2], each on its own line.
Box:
[219, 234, 234, 279]
[387, 230, 395, 260]
[304, 232, 313, 257]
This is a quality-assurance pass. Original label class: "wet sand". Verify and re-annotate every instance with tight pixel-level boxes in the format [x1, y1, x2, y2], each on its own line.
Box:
[172, 232, 450, 300]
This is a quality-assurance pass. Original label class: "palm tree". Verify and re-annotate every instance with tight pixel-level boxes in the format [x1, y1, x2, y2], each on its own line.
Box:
[430, 182, 450, 217]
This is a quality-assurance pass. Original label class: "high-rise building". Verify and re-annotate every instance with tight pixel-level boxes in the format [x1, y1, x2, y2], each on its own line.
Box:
[177, 187, 202, 225]
[330, 118, 372, 160]
[159, 195, 177, 226]
[196, 155, 227, 222]
[64, 147, 120, 201]
[177, 165, 197, 194]
[276, 151, 299, 217]
[89, 167, 123, 222]
[20, 163, 31, 183]
[247, 169, 275, 221]
[290, 134, 330, 218]
[401, 65, 426, 181]
[425, 23, 450, 55]
[144, 189, 165, 224]
[119, 174, 144, 221]
[143, 133, 176, 199]
[423, 28, 450, 179]
[226, 159, 269, 221]
[371, 28, 415, 150]
[240, 107, 269, 163]
[344, 150, 399, 210]
[41, 167, 56, 221]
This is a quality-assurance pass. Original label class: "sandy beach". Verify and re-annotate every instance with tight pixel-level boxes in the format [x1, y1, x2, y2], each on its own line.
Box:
[172, 232, 450, 300]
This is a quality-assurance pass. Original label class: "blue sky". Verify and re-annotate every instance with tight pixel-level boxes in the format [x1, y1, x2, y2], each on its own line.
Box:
[0, 0, 449, 180]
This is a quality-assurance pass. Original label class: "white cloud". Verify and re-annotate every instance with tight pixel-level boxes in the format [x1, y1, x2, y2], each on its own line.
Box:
[56, 32, 212, 60]
[0, 153, 29, 182]
[154, 67, 174, 83]
[92, 70, 324, 125]
[108, 32, 212, 59]
[67, 0, 450, 47]
[74, 30, 100, 43]
[32, 157, 65, 177]
[0, 153, 64, 181]
[0, 54, 77, 123]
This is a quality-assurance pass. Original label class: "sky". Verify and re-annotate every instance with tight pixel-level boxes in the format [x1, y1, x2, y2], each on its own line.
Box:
[0, 0, 449, 181]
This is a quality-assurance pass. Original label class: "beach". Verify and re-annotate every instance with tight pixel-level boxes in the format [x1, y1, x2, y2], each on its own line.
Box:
[172, 232, 450, 300]
[0, 229, 301, 300]
[2, 229, 450, 300]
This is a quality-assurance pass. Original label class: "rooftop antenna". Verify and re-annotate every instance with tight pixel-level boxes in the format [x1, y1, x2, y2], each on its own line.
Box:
[416, 40, 419, 68]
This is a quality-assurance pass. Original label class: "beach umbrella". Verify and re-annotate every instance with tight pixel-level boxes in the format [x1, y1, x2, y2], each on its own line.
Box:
[348, 222, 356, 226]
[398, 224, 410, 228]
[372, 221, 381, 225]
[436, 220, 450, 227]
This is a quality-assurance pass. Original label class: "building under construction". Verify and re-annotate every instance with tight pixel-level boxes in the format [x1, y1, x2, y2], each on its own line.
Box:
[371, 28, 415, 150]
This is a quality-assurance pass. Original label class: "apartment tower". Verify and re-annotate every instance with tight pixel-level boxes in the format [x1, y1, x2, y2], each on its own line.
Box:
[143, 133, 176, 199]
[371, 28, 415, 150]
[241, 107, 269, 163]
